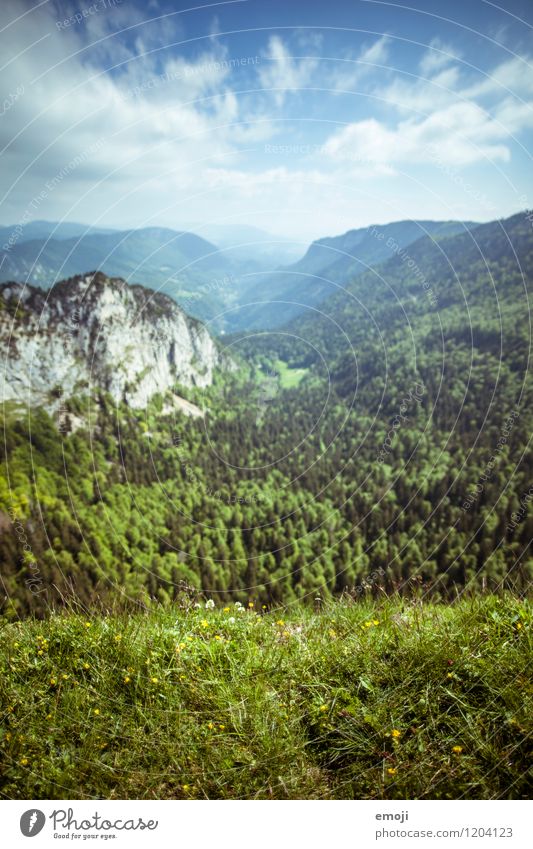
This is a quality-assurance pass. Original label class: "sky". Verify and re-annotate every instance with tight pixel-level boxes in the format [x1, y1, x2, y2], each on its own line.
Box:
[0, 0, 532, 244]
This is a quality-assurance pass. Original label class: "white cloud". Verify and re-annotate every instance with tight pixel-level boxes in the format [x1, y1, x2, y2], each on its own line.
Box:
[322, 99, 519, 168]
[377, 66, 462, 114]
[419, 37, 461, 77]
[332, 36, 391, 92]
[360, 35, 391, 66]
[326, 49, 533, 170]
[464, 54, 533, 98]
[258, 36, 318, 106]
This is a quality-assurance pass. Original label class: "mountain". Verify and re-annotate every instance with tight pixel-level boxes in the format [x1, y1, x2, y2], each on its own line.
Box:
[187, 222, 303, 269]
[228, 219, 479, 330]
[0, 271, 227, 412]
[0, 220, 117, 247]
[0, 227, 235, 325]
[1, 212, 532, 615]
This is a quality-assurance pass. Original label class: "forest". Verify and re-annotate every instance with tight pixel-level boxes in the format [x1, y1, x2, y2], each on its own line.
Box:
[1, 213, 532, 615]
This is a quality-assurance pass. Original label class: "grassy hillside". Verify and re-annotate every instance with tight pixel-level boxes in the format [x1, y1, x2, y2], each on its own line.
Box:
[1, 595, 530, 800]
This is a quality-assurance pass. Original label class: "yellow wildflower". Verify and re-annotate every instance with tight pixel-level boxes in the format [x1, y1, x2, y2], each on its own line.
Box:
[319, 705, 328, 712]
[207, 722, 214, 730]
[391, 729, 401, 739]
[93, 708, 100, 715]
[151, 677, 158, 684]
[124, 676, 131, 684]
[85, 622, 91, 628]
[20, 757, 28, 766]
[452, 745, 463, 754]
[387, 767, 397, 775]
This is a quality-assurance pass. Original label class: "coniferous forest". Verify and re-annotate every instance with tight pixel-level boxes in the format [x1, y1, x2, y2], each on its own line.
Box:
[1, 213, 532, 615]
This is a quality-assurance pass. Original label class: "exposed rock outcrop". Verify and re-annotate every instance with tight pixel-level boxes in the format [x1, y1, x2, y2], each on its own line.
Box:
[0, 271, 227, 409]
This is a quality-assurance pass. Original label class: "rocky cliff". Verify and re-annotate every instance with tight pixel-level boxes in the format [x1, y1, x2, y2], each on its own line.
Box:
[0, 271, 226, 410]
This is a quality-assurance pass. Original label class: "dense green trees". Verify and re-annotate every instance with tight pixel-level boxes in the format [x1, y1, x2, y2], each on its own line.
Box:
[1, 213, 532, 615]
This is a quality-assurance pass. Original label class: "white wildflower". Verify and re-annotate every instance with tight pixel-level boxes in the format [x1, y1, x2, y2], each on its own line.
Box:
[205, 599, 215, 610]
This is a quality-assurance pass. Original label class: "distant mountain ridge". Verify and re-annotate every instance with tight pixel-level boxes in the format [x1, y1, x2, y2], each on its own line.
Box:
[0, 227, 235, 325]
[229, 219, 479, 330]
[0, 220, 117, 246]
[0, 218, 482, 334]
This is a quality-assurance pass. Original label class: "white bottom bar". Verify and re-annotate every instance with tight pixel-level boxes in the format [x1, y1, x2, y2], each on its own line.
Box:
[1, 799, 531, 848]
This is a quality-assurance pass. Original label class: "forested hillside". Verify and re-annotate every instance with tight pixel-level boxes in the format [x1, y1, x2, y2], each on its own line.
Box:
[1, 212, 532, 616]
[228, 218, 478, 330]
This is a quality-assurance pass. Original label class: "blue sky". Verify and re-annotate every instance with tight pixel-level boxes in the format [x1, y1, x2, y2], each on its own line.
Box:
[0, 0, 532, 242]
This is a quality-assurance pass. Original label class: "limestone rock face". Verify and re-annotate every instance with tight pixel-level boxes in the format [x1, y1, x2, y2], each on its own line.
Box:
[0, 271, 226, 409]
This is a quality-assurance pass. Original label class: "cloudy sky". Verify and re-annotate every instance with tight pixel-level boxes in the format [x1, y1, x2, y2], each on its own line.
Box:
[1, 0, 532, 242]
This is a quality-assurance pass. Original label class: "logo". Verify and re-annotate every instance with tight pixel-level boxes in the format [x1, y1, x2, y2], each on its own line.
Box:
[20, 809, 46, 837]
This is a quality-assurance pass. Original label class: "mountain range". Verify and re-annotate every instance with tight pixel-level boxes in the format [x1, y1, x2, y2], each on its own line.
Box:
[1, 209, 532, 613]
[0, 218, 480, 333]
[228, 219, 479, 330]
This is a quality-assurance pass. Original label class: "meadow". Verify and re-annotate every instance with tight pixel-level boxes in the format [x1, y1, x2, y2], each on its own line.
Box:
[1, 594, 530, 800]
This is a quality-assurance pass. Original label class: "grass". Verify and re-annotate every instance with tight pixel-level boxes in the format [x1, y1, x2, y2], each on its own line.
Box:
[274, 359, 309, 388]
[0, 595, 531, 800]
